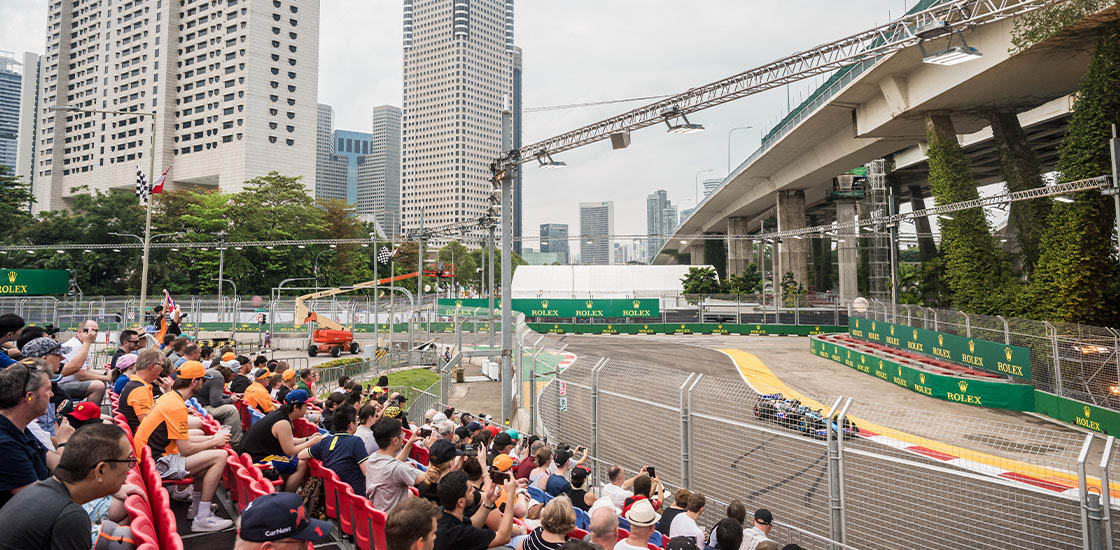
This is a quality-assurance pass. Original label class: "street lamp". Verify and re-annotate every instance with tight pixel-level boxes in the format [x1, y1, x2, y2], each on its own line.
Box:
[727, 126, 754, 174]
[313, 249, 333, 288]
[57, 104, 159, 318]
[694, 168, 716, 205]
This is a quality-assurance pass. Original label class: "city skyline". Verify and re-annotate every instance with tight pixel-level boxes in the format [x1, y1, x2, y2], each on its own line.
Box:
[1, 1, 904, 237]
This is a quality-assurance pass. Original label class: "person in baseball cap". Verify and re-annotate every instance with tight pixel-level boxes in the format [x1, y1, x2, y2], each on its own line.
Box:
[236, 492, 332, 546]
[176, 361, 213, 380]
[219, 352, 238, 369]
[283, 389, 310, 405]
[21, 336, 70, 382]
[65, 401, 104, 429]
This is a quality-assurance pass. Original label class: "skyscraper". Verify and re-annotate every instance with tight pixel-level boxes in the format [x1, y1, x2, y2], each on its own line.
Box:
[315, 104, 347, 201]
[580, 201, 614, 265]
[0, 51, 21, 173]
[646, 190, 678, 261]
[702, 178, 722, 198]
[402, 0, 515, 243]
[367, 105, 402, 236]
[15, 52, 44, 195]
[540, 223, 569, 264]
[29, 0, 320, 213]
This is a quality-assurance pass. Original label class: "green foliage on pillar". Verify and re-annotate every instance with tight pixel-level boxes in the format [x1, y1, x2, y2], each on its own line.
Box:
[725, 264, 762, 294]
[1026, 24, 1120, 325]
[924, 113, 1019, 314]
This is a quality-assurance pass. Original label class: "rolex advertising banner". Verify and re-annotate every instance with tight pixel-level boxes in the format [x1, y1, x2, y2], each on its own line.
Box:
[0, 269, 70, 296]
[527, 323, 846, 336]
[848, 317, 1032, 380]
[811, 337, 1035, 411]
[438, 298, 661, 318]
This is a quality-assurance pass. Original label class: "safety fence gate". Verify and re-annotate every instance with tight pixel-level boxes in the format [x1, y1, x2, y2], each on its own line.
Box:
[536, 354, 1118, 550]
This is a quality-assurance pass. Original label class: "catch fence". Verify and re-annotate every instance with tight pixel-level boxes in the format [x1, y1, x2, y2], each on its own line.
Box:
[531, 339, 1115, 550]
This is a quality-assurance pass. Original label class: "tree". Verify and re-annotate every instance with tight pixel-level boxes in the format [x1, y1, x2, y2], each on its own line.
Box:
[780, 271, 807, 306]
[1026, 21, 1120, 325]
[725, 264, 762, 294]
[0, 166, 34, 240]
[681, 267, 722, 295]
[318, 199, 374, 287]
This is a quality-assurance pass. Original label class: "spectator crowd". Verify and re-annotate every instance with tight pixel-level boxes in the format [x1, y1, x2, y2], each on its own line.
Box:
[0, 311, 804, 550]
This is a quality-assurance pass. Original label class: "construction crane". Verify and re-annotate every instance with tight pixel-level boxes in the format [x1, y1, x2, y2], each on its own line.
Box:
[293, 268, 456, 357]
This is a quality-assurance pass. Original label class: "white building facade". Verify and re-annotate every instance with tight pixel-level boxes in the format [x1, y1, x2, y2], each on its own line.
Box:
[28, 0, 319, 213]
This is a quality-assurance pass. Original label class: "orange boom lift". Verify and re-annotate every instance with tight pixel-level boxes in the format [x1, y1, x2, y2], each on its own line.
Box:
[293, 268, 456, 357]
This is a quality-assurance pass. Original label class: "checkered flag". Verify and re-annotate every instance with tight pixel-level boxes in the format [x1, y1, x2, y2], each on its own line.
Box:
[135, 165, 150, 204]
[376, 245, 398, 265]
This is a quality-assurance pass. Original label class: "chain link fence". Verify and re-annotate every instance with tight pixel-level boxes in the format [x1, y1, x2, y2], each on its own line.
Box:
[866, 301, 1120, 410]
[533, 341, 1113, 550]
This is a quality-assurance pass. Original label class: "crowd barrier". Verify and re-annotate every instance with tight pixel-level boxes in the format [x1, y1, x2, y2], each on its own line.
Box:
[529, 322, 845, 336]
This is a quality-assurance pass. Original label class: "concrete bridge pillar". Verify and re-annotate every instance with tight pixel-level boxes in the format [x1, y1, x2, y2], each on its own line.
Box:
[836, 200, 859, 304]
[777, 190, 809, 287]
[727, 217, 752, 274]
[809, 213, 833, 291]
[689, 243, 706, 266]
[908, 184, 938, 263]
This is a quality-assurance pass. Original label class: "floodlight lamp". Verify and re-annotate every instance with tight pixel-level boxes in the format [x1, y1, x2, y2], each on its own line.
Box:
[266, 245, 275, 249]
[938, 214, 954, 221]
[920, 28, 981, 65]
[329, 244, 337, 248]
[298, 245, 306, 249]
[57, 250, 65, 254]
[915, 20, 952, 40]
[1054, 196, 1074, 203]
[663, 109, 705, 134]
[111, 249, 119, 253]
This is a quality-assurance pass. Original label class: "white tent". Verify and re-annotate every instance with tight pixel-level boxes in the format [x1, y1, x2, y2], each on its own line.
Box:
[510, 264, 715, 299]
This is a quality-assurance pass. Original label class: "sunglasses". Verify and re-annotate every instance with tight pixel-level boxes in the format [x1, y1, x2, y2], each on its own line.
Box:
[104, 455, 139, 468]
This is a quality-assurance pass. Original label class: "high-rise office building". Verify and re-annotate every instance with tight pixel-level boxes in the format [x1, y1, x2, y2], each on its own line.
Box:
[579, 201, 614, 265]
[539, 223, 569, 264]
[402, 0, 515, 244]
[646, 189, 679, 262]
[367, 105, 401, 236]
[315, 104, 346, 201]
[15, 52, 44, 195]
[29, 0, 320, 213]
[702, 178, 722, 198]
[512, 46, 523, 254]
[333, 130, 374, 205]
[0, 51, 21, 173]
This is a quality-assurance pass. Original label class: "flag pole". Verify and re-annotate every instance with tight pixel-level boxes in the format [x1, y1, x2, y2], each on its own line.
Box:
[138, 112, 156, 327]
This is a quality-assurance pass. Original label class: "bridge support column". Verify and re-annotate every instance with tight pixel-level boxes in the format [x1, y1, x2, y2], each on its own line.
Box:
[990, 109, 1046, 272]
[689, 243, 706, 266]
[727, 217, 752, 274]
[809, 213, 832, 291]
[777, 190, 809, 287]
[836, 200, 859, 304]
[908, 184, 938, 262]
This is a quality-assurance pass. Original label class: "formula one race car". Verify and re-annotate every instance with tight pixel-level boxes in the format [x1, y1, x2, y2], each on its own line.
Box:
[753, 393, 807, 428]
[753, 393, 859, 439]
[797, 408, 859, 440]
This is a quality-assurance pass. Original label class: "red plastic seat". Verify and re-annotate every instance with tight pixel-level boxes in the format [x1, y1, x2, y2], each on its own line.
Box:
[322, 469, 344, 520]
[647, 544, 661, 550]
[409, 444, 429, 466]
[349, 492, 388, 550]
[337, 484, 358, 536]
[241, 453, 284, 488]
[568, 528, 589, 540]
[156, 506, 184, 550]
[233, 467, 258, 512]
[234, 400, 253, 433]
[617, 528, 630, 541]
[130, 516, 160, 548]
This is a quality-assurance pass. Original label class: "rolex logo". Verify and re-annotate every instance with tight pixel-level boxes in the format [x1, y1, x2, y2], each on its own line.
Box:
[455, 300, 462, 307]
[541, 300, 549, 308]
[860, 355, 866, 363]
[938, 334, 944, 347]
[1085, 406, 1092, 418]
[897, 366, 902, 376]
[872, 321, 876, 331]
[919, 373, 926, 384]
[585, 300, 594, 309]
[633, 300, 640, 308]
[1004, 347, 1012, 361]
[968, 340, 975, 354]
[680, 324, 685, 329]
[643, 324, 648, 329]
[890, 325, 895, 336]
[553, 324, 558, 328]
[6, 272, 14, 284]
[958, 380, 968, 392]
[607, 325, 612, 329]
[847, 350, 851, 358]
[855, 319, 859, 328]
[912, 329, 918, 340]
[756, 325, 761, 330]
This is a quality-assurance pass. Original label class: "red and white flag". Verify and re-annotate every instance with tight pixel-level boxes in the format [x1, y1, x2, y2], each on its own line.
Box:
[152, 165, 170, 195]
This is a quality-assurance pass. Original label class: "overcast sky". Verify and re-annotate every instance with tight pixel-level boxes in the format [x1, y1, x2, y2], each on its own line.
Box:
[2, 1, 920, 243]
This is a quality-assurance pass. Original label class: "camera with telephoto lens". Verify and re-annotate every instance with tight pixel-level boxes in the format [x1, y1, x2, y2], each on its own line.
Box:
[463, 444, 477, 457]
[42, 324, 60, 336]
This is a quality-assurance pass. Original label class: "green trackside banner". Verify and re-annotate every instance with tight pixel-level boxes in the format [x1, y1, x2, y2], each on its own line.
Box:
[0, 269, 70, 296]
[437, 298, 661, 318]
[527, 323, 845, 336]
[810, 337, 1035, 411]
[1034, 391, 1120, 435]
[848, 317, 1031, 380]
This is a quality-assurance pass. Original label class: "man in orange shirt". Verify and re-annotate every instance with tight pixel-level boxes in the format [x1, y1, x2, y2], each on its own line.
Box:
[243, 369, 276, 414]
[117, 348, 165, 434]
[133, 361, 232, 532]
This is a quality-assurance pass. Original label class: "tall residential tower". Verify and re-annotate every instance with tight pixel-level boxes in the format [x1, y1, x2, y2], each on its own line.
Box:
[366, 105, 402, 236]
[0, 51, 21, 172]
[401, 0, 515, 243]
[580, 201, 614, 265]
[28, 0, 320, 212]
